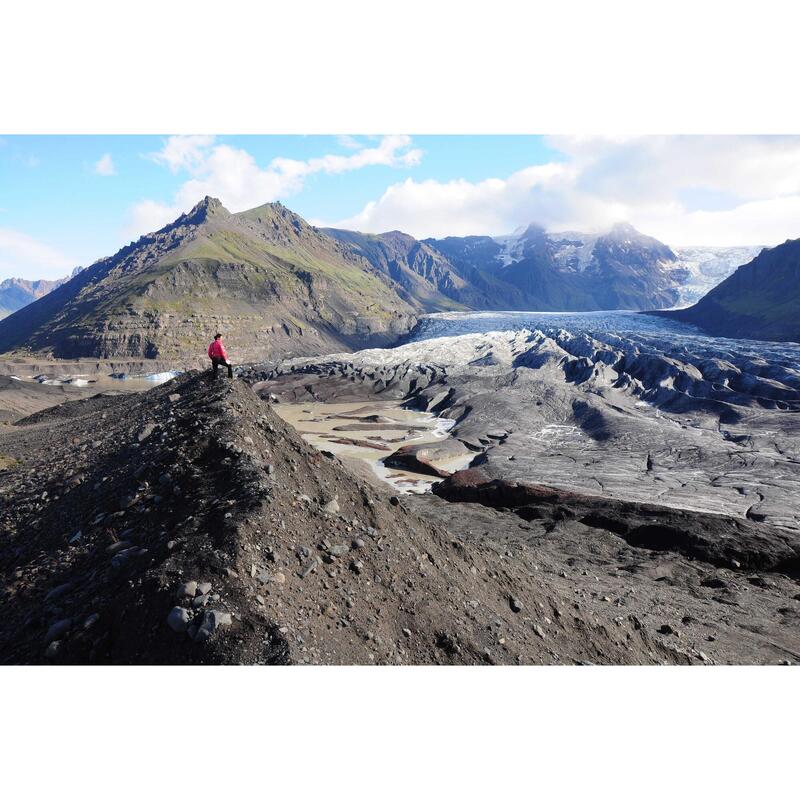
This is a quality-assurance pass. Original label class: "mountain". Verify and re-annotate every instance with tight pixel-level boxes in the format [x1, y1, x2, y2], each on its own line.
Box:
[0, 199, 419, 362]
[0, 198, 753, 363]
[653, 238, 800, 342]
[323, 222, 688, 312]
[0, 269, 81, 319]
[321, 228, 470, 311]
[436, 221, 683, 311]
[669, 245, 764, 307]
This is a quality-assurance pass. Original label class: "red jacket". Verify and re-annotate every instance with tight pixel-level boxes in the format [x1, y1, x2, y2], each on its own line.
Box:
[208, 340, 228, 360]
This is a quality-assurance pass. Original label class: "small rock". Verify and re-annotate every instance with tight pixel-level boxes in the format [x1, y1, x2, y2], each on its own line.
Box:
[168, 393, 181, 403]
[322, 499, 340, 515]
[350, 559, 364, 575]
[176, 581, 198, 599]
[389, 496, 400, 506]
[196, 582, 212, 596]
[45, 641, 61, 659]
[45, 618, 72, 644]
[193, 609, 232, 643]
[137, 423, 156, 443]
[166, 606, 191, 633]
[82, 613, 100, 630]
[532, 624, 546, 639]
[658, 624, 677, 635]
[298, 557, 319, 578]
[321, 601, 337, 618]
[509, 596, 524, 613]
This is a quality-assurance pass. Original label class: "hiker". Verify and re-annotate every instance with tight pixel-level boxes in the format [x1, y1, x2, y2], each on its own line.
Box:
[208, 333, 233, 378]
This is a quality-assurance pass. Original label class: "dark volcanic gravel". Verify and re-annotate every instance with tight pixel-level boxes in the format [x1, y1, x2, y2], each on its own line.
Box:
[0, 372, 797, 665]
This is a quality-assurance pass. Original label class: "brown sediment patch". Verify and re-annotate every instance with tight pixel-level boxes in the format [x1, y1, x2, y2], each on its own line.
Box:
[272, 399, 473, 493]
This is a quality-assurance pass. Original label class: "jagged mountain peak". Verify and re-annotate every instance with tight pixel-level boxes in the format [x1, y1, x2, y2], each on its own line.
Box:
[176, 196, 231, 228]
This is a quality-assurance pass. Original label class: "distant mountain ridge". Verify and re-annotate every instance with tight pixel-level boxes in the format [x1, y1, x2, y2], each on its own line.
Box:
[328, 221, 688, 312]
[0, 269, 82, 319]
[654, 238, 799, 342]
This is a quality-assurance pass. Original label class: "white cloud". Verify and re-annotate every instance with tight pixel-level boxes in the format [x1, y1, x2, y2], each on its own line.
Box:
[145, 134, 215, 174]
[337, 135, 362, 150]
[93, 153, 116, 176]
[329, 136, 800, 246]
[0, 228, 75, 281]
[127, 135, 422, 237]
[331, 163, 623, 239]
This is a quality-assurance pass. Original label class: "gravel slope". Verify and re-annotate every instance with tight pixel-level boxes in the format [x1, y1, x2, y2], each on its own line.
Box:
[1, 372, 796, 665]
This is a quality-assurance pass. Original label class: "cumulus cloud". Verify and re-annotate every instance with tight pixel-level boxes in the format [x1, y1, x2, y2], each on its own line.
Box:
[127, 135, 422, 237]
[93, 153, 116, 176]
[145, 134, 215, 174]
[330, 136, 800, 246]
[0, 228, 75, 281]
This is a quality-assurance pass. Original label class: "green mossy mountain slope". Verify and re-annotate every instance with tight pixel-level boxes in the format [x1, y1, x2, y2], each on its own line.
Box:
[0, 199, 420, 362]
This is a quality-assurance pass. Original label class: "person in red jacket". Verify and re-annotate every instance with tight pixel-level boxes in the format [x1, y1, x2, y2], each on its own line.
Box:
[208, 333, 233, 378]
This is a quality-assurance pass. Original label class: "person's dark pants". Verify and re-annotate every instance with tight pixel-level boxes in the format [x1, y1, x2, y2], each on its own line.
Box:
[211, 357, 233, 378]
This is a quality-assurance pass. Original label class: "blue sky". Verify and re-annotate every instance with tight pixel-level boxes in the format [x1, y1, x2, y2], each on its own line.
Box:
[3, 134, 800, 280]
